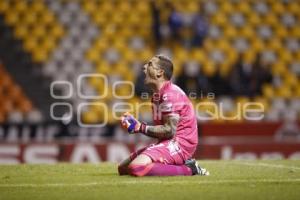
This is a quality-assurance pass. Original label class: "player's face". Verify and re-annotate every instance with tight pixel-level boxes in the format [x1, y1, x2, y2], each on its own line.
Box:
[143, 57, 161, 85]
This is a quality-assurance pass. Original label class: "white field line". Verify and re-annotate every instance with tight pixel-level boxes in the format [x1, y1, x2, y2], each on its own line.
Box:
[233, 162, 300, 171]
[0, 179, 300, 188]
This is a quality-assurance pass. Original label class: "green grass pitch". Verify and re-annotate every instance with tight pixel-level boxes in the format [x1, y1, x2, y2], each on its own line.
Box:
[0, 160, 300, 200]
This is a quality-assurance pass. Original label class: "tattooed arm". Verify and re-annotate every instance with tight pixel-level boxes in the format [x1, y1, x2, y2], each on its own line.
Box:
[144, 114, 180, 140]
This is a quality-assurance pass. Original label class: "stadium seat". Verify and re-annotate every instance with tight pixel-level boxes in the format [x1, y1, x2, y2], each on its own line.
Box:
[1, 0, 299, 123]
[0, 64, 34, 122]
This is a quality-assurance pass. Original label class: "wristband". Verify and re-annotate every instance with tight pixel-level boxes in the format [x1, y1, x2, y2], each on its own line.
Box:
[139, 122, 147, 134]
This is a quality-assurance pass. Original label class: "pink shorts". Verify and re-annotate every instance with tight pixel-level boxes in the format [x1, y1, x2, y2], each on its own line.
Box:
[130, 140, 186, 165]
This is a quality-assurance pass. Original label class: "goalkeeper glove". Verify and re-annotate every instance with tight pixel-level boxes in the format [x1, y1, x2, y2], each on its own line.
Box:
[120, 112, 147, 134]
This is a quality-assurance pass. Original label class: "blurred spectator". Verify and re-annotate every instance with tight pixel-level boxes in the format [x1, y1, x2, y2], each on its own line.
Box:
[229, 54, 256, 97]
[176, 61, 211, 97]
[191, 3, 209, 47]
[150, 0, 162, 46]
[229, 53, 273, 97]
[167, 2, 183, 42]
[152, 1, 208, 49]
[209, 67, 231, 97]
[254, 53, 273, 88]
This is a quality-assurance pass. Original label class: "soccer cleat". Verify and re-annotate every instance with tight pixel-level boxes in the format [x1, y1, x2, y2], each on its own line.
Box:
[185, 159, 210, 176]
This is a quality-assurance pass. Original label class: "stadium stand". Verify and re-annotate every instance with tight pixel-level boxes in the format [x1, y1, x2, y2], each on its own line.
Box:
[0, 0, 299, 126]
[0, 62, 36, 123]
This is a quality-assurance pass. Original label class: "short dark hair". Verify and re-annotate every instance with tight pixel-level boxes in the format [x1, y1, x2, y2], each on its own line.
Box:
[155, 55, 173, 80]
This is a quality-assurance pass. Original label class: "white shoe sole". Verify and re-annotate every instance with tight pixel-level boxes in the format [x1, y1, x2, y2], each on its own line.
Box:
[201, 168, 210, 176]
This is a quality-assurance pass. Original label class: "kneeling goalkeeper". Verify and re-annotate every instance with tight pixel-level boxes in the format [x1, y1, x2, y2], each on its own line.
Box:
[119, 55, 209, 176]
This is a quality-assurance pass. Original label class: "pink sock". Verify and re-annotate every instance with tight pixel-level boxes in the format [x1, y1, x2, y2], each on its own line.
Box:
[129, 163, 192, 177]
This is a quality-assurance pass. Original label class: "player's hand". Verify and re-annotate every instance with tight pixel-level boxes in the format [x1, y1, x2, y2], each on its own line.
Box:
[120, 112, 146, 134]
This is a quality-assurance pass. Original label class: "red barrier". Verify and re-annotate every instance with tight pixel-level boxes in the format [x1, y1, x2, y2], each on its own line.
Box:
[0, 142, 299, 164]
[200, 122, 284, 137]
[0, 122, 299, 164]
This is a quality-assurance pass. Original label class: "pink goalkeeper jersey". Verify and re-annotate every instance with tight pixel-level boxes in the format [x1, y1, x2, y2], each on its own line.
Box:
[151, 81, 198, 159]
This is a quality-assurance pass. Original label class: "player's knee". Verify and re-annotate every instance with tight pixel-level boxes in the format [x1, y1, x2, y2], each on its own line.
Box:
[127, 154, 152, 176]
[118, 162, 133, 176]
[117, 164, 122, 175]
[117, 157, 132, 175]
[118, 164, 126, 176]
[128, 163, 148, 177]
[130, 154, 152, 166]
